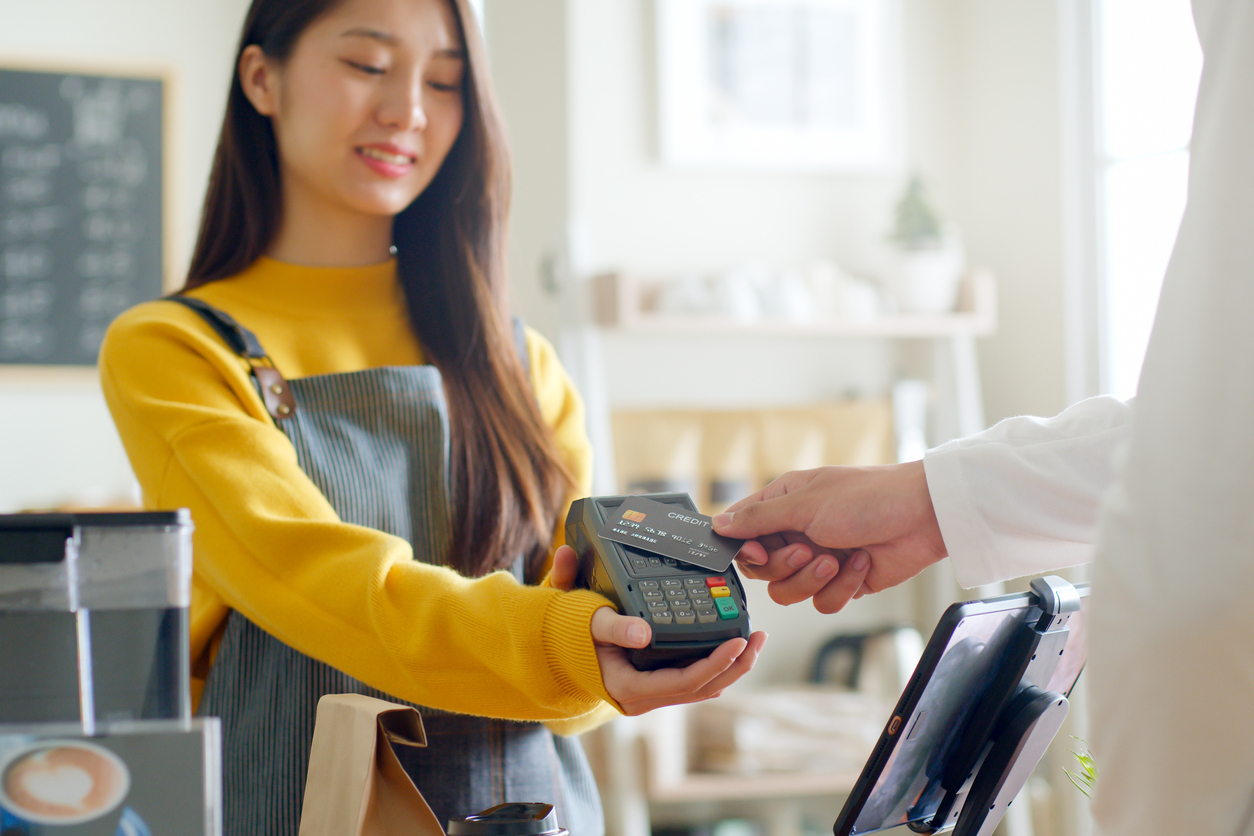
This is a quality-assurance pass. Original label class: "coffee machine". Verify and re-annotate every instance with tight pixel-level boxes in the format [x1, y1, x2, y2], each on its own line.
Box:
[0, 511, 221, 834]
[0, 511, 192, 726]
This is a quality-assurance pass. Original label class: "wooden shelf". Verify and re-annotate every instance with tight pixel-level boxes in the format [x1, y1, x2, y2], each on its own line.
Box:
[591, 269, 997, 338]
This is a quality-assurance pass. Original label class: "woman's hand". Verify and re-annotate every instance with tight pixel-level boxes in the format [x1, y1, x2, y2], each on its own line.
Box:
[547, 545, 768, 715]
[590, 610, 767, 715]
[547, 544, 582, 591]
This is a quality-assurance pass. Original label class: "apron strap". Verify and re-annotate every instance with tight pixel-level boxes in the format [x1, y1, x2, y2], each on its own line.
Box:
[168, 296, 535, 584]
[165, 295, 298, 422]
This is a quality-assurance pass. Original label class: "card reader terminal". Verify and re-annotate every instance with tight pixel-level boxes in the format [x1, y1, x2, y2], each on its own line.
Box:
[565, 493, 752, 671]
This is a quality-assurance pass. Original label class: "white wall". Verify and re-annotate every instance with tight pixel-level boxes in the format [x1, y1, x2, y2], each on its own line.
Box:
[0, 0, 251, 510]
[951, 0, 1070, 424]
[491, 0, 1072, 426]
[568, 2, 902, 279]
[482, 0, 572, 341]
[564, 0, 906, 410]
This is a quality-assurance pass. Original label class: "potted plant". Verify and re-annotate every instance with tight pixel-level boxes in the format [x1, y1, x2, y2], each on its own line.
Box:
[886, 175, 965, 314]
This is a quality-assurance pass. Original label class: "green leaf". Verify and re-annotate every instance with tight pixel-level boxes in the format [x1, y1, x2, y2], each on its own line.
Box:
[1063, 738, 1098, 798]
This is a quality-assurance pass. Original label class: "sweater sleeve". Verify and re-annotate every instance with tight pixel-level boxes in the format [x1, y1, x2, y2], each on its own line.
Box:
[922, 395, 1132, 588]
[98, 301, 617, 723]
[523, 326, 623, 735]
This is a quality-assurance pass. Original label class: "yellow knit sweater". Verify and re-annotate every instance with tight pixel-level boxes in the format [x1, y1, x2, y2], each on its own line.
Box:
[98, 256, 616, 733]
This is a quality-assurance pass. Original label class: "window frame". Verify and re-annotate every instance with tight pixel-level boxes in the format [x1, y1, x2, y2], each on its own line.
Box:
[1060, 0, 1110, 404]
[1061, 0, 1199, 404]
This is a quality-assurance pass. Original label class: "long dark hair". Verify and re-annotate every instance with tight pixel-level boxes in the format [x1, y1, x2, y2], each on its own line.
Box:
[185, 0, 575, 579]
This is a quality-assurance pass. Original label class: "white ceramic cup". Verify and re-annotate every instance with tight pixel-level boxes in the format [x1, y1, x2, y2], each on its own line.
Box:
[0, 739, 131, 825]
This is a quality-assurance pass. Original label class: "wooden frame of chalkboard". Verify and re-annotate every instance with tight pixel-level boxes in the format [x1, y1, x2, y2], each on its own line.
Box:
[1, 60, 174, 376]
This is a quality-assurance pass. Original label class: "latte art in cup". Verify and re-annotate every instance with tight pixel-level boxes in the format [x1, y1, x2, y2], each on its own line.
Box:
[0, 741, 130, 824]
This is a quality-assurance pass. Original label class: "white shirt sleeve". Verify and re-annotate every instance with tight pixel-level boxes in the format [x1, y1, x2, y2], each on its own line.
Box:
[1086, 1, 1254, 833]
[921, 395, 1132, 589]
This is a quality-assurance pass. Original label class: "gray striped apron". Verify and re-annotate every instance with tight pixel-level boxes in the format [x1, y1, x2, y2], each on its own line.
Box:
[172, 297, 603, 836]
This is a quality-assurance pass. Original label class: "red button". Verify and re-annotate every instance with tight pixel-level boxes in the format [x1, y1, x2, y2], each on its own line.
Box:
[705, 576, 726, 587]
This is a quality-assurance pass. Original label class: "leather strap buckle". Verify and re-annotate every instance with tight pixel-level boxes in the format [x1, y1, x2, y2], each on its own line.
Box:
[252, 363, 297, 420]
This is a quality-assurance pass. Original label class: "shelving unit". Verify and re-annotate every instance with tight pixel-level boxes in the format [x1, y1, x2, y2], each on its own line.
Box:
[584, 268, 997, 469]
[574, 271, 1000, 836]
[591, 268, 996, 339]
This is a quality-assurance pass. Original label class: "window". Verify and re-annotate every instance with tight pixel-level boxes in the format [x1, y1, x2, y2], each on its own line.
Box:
[1094, 0, 1201, 398]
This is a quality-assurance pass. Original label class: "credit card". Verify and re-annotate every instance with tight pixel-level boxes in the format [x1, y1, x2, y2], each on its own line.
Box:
[597, 495, 745, 572]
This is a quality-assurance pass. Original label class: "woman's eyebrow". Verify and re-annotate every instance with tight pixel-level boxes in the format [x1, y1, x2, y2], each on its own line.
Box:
[339, 27, 467, 59]
[340, 27, 400, 45]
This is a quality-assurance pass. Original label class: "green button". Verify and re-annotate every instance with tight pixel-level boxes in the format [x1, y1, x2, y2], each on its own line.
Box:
[716, 598, 739, 620]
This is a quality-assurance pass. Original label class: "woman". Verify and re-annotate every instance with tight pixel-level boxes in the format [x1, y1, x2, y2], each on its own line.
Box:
[99, 0, 766, 833]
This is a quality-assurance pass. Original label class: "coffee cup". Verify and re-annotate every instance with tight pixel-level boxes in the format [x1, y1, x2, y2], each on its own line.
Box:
[0, 740, 130, 825]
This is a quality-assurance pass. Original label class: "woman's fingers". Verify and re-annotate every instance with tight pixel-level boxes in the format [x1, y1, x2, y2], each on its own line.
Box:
[549, 546, 581, 591]
[687, 630, 767, 702]
[590, 607, 651, 649]
[591, 612, 768, 716]
[547, 545, 580, 591]
[603, 631, 768, 716]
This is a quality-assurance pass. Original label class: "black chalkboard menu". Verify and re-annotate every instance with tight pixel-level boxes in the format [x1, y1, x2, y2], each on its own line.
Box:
[0, 67, 165, 366]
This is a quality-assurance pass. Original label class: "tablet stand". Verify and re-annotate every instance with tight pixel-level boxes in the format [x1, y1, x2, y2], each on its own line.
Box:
[952, 686, 1070, 836]
[910, 576, 1082, 836]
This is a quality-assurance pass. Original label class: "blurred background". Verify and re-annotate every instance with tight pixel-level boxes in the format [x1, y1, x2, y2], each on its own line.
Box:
[0, 1, 1202, 835]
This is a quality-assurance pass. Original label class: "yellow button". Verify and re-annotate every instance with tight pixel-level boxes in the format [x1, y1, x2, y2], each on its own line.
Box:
[710, 586, 730, 598]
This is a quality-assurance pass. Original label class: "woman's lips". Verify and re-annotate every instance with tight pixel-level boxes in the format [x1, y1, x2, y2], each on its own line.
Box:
[357, 145, 417, 178]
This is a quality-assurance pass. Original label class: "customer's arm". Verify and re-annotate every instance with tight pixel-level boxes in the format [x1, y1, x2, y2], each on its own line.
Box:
[714, 395, 1131, 611]
[924, 394, 1132, 588]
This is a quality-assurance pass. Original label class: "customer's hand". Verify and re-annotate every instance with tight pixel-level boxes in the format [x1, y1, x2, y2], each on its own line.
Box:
[729, 529, 872, 614]
[712, 461, 948, 613]
[548, 545, 768, 715]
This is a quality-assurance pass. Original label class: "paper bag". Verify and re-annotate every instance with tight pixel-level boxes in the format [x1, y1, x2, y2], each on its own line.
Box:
[297, 694, 445, 836]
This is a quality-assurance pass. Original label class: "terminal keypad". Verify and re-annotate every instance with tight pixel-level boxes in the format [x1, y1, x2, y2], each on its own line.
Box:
[628, 556, 740, 626]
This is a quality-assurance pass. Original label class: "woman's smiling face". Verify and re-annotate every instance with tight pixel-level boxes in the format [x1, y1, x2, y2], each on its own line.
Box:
[241, 0, 466, 227]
